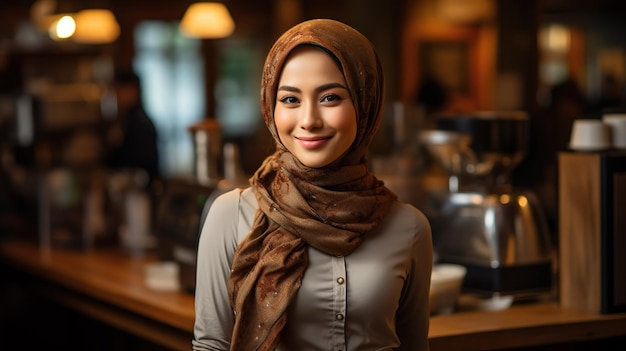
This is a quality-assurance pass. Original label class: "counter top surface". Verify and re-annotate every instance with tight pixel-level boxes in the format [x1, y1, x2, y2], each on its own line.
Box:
[0, 238, 195, 330]
[428, 300, 626, 349]
[1, 238, 625, 351]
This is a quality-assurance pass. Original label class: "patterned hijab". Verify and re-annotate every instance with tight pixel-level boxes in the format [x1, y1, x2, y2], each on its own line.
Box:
[227, 19, 396, 351]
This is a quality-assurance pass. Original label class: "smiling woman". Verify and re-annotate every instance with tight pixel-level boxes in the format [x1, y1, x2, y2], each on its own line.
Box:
[192, 19, 433, 351]
[274, 45, 357, 168]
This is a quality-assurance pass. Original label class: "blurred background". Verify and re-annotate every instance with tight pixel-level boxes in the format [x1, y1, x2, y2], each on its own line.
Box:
[1, 0, 624, 176]
[2, 0, 624, 252]
[1, 0, 626, 349]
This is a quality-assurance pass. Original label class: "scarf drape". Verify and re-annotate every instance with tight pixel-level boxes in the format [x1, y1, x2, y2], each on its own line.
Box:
[226, 19, 396, 351]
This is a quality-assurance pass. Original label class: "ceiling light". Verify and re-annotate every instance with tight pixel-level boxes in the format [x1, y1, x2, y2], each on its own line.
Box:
[180, 2, 235, 39]
[72, 9, 120, 44]
[50, 15, 76, 40]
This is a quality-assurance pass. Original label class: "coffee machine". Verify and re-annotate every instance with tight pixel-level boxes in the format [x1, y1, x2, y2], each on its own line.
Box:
[419, 111, 554, 299]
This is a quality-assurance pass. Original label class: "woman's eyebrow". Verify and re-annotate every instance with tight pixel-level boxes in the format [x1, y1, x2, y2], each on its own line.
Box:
[315, 82, 348, 93]
[277, 82, 349, 94]
[277, 85, 300, 93]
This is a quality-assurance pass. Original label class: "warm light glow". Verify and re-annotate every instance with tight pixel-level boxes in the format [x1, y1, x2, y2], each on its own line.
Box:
[47, 14, 75, 40]
[539, 25, 570, 53]
[72, 9, 120, 44]
[180, 2, 235, 39]
[517, 196, 529, 207]
[54, 15, 76, 39]
[499, 194, 511, 204]
[438, 0, 495, 23]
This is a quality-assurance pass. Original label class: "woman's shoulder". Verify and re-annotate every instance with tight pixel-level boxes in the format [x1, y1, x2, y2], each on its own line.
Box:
[204, 187, 256, 243]
[209, 187, 256, 213]
[390, 200, 429, 220]
[386, 200, 432, 236]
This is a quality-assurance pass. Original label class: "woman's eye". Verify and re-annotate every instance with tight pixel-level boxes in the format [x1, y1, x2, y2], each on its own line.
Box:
[321, 93, 341, 103]
[279, 96, 299, 104]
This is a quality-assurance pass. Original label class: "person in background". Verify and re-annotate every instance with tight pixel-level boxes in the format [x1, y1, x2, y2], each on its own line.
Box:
[104, 70, 160, 186]
[416, 73, 449, 128]
[588, 72, 625, 117]
[192, 19, 433, 351]
[515, 77, 587, 239]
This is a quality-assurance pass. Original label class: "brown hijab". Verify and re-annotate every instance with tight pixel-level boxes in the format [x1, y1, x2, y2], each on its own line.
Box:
[227, 19, 396, 351]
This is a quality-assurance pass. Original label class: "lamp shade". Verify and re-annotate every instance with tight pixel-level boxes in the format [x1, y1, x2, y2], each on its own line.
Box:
[72, 9, 120, 44]
[180, 2, 235, 39]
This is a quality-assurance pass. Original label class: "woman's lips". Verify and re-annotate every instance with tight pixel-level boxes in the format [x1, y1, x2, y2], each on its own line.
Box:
[296, 136, 331, 149]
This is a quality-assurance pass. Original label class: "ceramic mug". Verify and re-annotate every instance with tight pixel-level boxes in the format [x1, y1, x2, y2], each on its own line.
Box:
[568, 119, 611, 151]
[602, 113, 626, 149]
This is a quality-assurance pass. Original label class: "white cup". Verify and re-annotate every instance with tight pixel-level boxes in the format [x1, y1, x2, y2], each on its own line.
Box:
[602, 113, 626, 149]
[568, 119, 612, 151]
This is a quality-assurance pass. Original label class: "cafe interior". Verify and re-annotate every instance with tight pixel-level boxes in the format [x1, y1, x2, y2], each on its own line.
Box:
[1, 0, 625, 350]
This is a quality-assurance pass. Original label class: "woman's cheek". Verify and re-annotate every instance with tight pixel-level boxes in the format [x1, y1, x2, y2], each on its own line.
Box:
[274, 108, 294, 132]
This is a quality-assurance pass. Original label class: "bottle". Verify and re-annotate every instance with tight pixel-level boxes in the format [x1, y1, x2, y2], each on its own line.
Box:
[218, 142, 249, 190]
[198, 142, 249, 232]
[188, 119, 222, 187]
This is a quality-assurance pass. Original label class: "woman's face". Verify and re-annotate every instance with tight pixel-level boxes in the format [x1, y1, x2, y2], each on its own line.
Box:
[274, 45, 357, 168]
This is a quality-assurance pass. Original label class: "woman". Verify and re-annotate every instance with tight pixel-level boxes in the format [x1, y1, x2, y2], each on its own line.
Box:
[193, 19, 433, 351]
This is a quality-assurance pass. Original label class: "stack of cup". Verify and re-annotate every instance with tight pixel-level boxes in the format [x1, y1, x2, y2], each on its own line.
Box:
[602, 113, 626, 150]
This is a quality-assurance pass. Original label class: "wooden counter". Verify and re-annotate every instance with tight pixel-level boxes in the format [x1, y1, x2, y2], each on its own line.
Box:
[1, 238, 626, 351]
[0, 238, 195, 351]
[428, 302, 626, 350]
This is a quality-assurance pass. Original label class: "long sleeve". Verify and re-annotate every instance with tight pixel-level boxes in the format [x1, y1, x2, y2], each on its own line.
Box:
[395, 207, 433, 351]
[192, 189, 249, 351]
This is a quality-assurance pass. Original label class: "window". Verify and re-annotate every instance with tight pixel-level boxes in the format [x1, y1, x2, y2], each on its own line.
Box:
[133, 20, 261, 178]
[134, 20, 203, 177]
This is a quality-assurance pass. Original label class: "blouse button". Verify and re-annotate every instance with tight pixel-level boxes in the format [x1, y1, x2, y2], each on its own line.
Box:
[336, 277, 345, 285]
[336, 313, 344, 320]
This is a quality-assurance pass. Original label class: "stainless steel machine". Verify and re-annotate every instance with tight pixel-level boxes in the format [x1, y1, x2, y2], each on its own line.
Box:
[419, 111, 554, 299]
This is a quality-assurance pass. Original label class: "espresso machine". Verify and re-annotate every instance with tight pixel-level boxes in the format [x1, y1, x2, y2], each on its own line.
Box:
[419, 111, 554, 300]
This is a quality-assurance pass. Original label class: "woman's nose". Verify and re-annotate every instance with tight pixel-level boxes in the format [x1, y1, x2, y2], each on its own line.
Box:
[299, 102, 322, 129]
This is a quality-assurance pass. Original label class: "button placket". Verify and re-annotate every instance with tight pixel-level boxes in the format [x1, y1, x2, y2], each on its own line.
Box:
[330, 256, 347, 349]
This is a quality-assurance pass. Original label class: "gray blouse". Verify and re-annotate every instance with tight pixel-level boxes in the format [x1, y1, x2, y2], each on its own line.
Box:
[192, 187, 432, 351]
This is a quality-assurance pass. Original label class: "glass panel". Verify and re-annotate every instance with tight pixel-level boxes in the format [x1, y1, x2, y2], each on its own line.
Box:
[132, 20, 262, 179]
[215, 38, 261, 138]
[133, 20, 204, 178]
